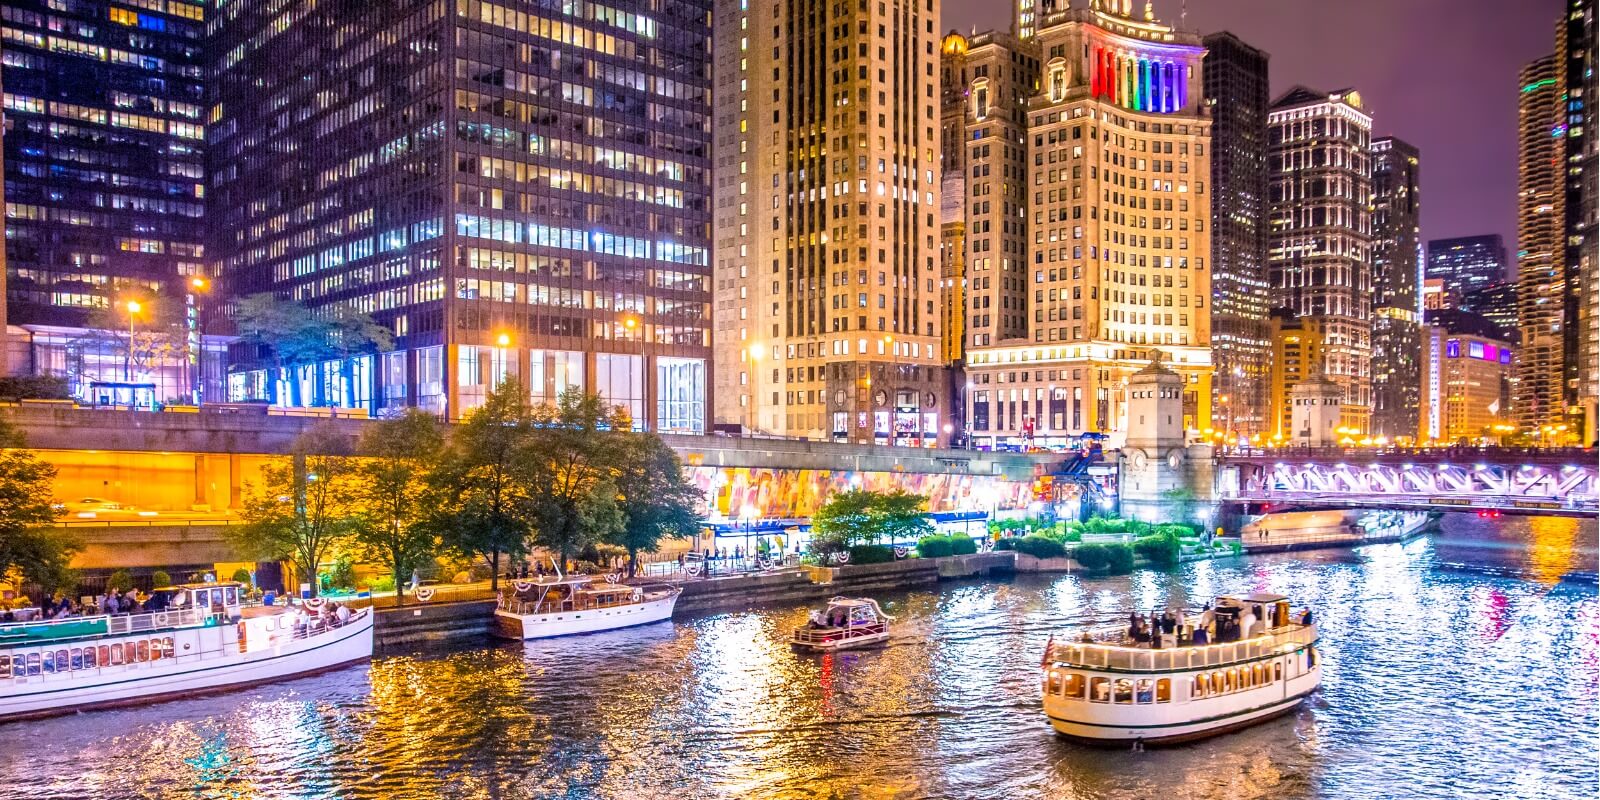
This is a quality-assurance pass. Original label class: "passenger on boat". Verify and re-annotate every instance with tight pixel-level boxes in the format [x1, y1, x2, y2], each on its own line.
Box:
[1160, 610, 1177, 635]
[1191, 623, 1208, 645]
[1300, 609, 1314, 626]
[1240, 608, 1258, 639]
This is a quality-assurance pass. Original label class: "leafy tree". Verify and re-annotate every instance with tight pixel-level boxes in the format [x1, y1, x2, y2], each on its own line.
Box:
[425, 381, 535, 589]
[351, 409, 443, 605]
[151, 570, 172, 588]
[233, 294, 328, 406]
[230, 424, 361, 598]
[106, 569, 134, 593]
[0, 420, 80, 598]
[0, 375, 69, 401]
[608, 433, 700, 576]
[874, 489, 934, 544]
[325, 307, 395, 407]
[523, 389, 631, 571]
[812, 488, 932, 551]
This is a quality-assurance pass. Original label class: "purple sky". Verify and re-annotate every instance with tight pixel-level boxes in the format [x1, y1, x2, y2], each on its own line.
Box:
[943, 0, 1564, 256]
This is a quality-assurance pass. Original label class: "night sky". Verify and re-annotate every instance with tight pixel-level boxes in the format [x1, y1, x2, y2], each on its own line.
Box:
[943, 0, 1565, 269]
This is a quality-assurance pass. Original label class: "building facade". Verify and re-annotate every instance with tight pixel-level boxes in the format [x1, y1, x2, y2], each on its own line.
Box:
[210, 0, 713, 429]
[1514, 54, 1567, 436]
[1, 0, 211, 403]
[1201, 31, 1271, 441]
[1267, 86, 1373, 433]
[1421, 314, 1515, 445]
[1460, 280, 1520, 337]
[711, 0, 945, 445]
[1561, 0, 1597, 443]
[1368, 136, 1421, 441]
[1425, 234, 1506, 307]
[1267, 309, 1322, 441]
[963, 2, 1213, 451]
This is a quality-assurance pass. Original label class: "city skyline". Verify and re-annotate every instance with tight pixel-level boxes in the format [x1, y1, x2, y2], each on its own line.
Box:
[946, 0, 1562, 248]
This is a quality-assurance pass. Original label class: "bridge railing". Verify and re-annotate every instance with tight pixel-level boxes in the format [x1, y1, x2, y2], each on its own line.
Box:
[1219, 445, 1594, 462]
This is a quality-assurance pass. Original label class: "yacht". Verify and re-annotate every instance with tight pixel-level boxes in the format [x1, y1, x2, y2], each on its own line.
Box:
[790, 597, 893, 651]
[0, 583, 373, 722]
[1041, 593, 1321, 744]
[493, 575, 681, 639]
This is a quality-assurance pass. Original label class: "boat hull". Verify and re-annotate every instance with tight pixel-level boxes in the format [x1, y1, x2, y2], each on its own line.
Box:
[791, 630, 891, 651]
[1046, 687, 1316, 745]
[0, 612, 374, 723]
[493, 590, 679, 639]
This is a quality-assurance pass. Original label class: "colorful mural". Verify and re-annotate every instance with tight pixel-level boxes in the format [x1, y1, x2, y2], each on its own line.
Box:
[687, 466, 1036, 521]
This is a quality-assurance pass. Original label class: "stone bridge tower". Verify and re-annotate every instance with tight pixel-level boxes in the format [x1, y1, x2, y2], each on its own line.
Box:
[1118, 358, 1215, 524]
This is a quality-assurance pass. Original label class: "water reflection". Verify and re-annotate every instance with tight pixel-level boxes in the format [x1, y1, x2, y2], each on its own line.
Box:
[0, 514, 1593, 800]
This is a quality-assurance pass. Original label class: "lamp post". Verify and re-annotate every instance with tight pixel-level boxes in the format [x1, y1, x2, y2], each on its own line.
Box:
[123, 300, 142, 384]
[187, 277, 209, 405]
[745, 341, 763, 435]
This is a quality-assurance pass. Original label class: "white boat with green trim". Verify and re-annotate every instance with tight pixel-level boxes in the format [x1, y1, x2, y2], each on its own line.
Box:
[1041, 593, 1321, 745]
[0, 583, 373, 722]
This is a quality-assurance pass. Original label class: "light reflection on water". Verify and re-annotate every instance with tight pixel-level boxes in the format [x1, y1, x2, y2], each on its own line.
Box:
[0, 513, 1594, 800]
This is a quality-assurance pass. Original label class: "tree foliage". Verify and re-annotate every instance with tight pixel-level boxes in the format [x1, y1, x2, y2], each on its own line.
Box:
[424, 381, 536, 588]
[232, 294, 392, 405]
[812, 488, 932, 551]
[609, 432, 701, 576]
[350, 409, 443, 604]
[0, 420, 80, 597]
[523, 389, 631, 571]
[231, 424, 361, 597]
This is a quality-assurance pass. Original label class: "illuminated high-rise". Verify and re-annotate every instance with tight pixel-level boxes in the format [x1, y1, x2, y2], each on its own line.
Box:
[1561, 0, 1597, 442]
[712, 0, 945, 444]
[1369, 136, 1421, 441]
[1514, 55, 1566, 434]
[1202, 31, 1271, 440]
[210, 0, 713, 428]
[1426, 234, 1507, 307]
[964, 1, 1213, 449]
[1267, 86, 1373, 433]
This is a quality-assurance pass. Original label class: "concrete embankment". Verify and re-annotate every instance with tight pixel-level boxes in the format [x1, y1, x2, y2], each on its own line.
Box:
[375, 599, 497, 650]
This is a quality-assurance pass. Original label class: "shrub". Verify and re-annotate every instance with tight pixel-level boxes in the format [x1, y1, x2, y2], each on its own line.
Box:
[1061, 530, 1083, 543]
[1074, 543, 1109, 571]
[950, 536, 978, 556]
[106, 569, 134, 594]
[917, 535, 953, 559]
[230, 567, 253, 585]
[847, 544, 895, 565]
[994, 537, 1017, 551]
[1154, 523, 1196, 540]
[1104, 542, 1135, 574]
[368, 575, 395, 592]
[1085, 516, 1128, 534]
[1013, 535, 1067, 559]
[1133, 532, 1181, 567]
[325, 556, 356, 592]
[150, 570, 172, 589]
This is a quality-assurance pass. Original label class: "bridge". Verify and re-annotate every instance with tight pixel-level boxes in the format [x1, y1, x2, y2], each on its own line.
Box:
[1216, 447, 1598, 518]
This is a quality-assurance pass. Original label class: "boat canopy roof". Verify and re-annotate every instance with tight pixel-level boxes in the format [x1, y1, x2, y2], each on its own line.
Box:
[1222, 593, 1288, 604]
[825, 597, 879, 609]
[152, 582, 245, 593]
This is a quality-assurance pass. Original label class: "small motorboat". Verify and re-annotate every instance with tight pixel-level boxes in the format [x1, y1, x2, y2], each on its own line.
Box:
[791, 596, 892, 651]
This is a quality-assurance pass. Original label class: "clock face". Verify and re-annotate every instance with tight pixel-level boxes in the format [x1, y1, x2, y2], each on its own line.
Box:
[874, 389, 888, 406]
[1167, 451, 1182, 469]
[924, 392, 937, 408]
[834, 389, 847, 407]
[1129, 450, 1147, 470]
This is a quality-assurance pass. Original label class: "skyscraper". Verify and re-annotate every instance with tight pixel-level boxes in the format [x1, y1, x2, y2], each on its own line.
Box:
[1561, 0, 1597, 442]
[963, 1, 1213, 450]
[1, 0, 212, 402]
[1369, 136, 1421, 440]
[1267, 86, 1373, 433]
[1426, 234, 1507, 307]
[1514, 55, 1566, 435]
[712, 0, 944, 444]
[1202, 31, 1271, 441]
[212, 0, 713, 428]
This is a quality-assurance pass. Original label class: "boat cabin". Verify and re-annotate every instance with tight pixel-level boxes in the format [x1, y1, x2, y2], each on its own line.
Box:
[146, 583, 245, 619]
[502, 577, 643, 616]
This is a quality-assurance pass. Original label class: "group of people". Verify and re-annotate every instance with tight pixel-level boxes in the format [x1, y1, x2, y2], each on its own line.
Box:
[1122, 603, 1249, 648]
[287, 601, 352, 637]
[2, 588, 170, 622]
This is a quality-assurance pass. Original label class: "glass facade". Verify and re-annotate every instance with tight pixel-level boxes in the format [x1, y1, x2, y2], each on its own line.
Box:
[209, 0, 711, 428]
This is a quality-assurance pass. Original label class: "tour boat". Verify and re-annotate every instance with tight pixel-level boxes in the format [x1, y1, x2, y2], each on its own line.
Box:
[0, 583, 374, 722]
[493, 575, 681, 639]
[790, 597, 893, 651]
[1041, 593, 1321, 745]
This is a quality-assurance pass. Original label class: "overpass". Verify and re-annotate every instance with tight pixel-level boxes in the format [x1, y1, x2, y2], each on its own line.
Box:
[1216, 447, 1599, 518]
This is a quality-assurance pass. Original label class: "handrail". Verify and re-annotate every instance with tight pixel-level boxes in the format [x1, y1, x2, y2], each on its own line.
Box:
[0, 606, 218, 644]
[1049, 625, 1316, 673]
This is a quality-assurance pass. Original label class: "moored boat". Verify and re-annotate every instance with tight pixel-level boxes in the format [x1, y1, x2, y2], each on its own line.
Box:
[0, 583, 373, 723]
[1041, 593, 1321, 745]
[790, 597, 892, 651]
[493, 575, 681, 639]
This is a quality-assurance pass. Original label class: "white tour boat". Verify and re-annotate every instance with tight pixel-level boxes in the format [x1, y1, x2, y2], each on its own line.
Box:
[790, 597, 893, 651]
[1041, 593, 1321, 745]
[493, 575, 681, 639]
[0, 582, 373, 722]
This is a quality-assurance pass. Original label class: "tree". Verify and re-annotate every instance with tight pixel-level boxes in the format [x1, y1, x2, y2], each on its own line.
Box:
[873, 489, 934, 544]
[522, 389, 631, 571]
[811, 488, 932, 551]
[0, 420, 80, 599]
[230, 424, 361, 597]
[425, 381, 535, 589]
[351, 409, 443, 606]
[325, 307, 395, 408]
[233, 294, 328, 406]
[609, 433, 701, 576]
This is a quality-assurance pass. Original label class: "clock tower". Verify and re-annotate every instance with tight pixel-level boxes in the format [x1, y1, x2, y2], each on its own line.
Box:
[1118, 357, 1215, 523]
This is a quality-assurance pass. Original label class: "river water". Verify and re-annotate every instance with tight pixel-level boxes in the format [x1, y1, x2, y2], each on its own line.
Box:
[3, 513, 1596, 800]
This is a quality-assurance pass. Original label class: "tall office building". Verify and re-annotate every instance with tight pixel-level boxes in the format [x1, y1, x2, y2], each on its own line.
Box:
[1561, 0, 1597, 442]
[212, 0, 713, 429]
[1267, 86, 1374, 433]
[963, 2, 1213, 449]
[1514, 55, 1566, 435]
[1459, 280, 1520, 338]
[1426, 234, 1506, 307]
[1267, 309, 1323, 441]
[1368, 136, 1421, 440]
[1421, 309, 1515, 444]
[712, 0, 945, 444]
[1, 0, 212, 399]
[1202, 31, 1270, 441]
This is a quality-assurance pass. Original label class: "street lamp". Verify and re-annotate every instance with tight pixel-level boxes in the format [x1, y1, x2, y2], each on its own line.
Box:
[745, 341, 763, 434]
[496, 332, 512, 347]
[123, 300, 143, 383]
[187, 277, 210, 404]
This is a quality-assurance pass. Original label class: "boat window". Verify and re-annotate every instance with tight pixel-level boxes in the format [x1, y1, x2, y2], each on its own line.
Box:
[1090, 676, 1111, 702]
[97, 645, 110, 667]
[1063, 672, 1085, 698]
[149, 638, 162, 661]
[211, 589, 225, 609]
[1252, 664, 1264, 686]
[1135, 679, 1154, 704]
[1222, 670, 1234, 693]
[55, 649, 67, 672]
[71, 648, 84, 670]
[42, 651, 54, 674]
[1113, 679, 1134, 704]
[0, 655, 9, 678]
[1155, 678, 1171, 703]
[1307, 646, 1317, 668]
[137, 641, 150, 662]
[84, 647, 97, 669]
[225, 587, 238, 605]
[1046, 670, 1062, 695]
[1274, 662, 1283, 681]
[27, 652, 40, 676]
[111, 643, 125, 665]
[1191, 676, 1206, 698]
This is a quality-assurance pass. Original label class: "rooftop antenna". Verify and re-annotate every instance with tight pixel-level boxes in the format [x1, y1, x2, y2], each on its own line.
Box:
[1181, 0, 1188, 28]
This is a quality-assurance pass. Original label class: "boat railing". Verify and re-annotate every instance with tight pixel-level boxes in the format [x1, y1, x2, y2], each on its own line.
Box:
[791, 620, 887, 645]
[0, 606, 220, 644]
[1049, 624, 1316, 672]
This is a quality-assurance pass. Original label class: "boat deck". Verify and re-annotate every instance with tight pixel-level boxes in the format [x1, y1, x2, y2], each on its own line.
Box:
[1049, 623, 1317, 673]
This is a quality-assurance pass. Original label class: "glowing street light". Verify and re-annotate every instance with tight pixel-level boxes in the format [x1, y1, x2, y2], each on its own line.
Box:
[123, 299, 144, 382]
